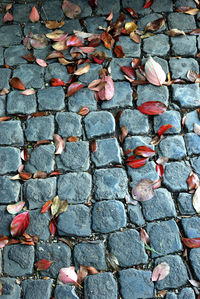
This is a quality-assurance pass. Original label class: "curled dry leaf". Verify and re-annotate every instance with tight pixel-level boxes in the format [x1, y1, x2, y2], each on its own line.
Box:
[100, 31, 115, 49]
[10, 77, 25, 90]
[30, 34, 48, 49]
[41, 200, 52, 213]
[7, 201, 25, 215]
[144, 17, 165, 33]
[98, 76, 114, 101]
[157, 124, 174, 136]
[187, 172, 199, 191]
[119, 126, 128, 143]
[67, 136, 79, 142]
[125, 21, 138, 34]
[29, 6, 39, 22]
[3, 12, 13, 22]
[46, 30, 65, 41]
[106, 253, 119, 270]
[45, 20, 65, 29]
[35, 259, 55, 271]
[193, 186, 200, 213]
[121, 66, 136, 80]
[78, 107, 90, 116]
[144, 0, 154, 8]
[74, 64, 90, 76]
[22, 52, 36, 62]
[194, 123, 200, 136]
[10, 211, 30, 237]
[182, 237, 200, 248]
[189, 279, 200, 288]
[130, 32, 141, 43]
[114, 45, 125, 58]
[62, 0, 81, 19]
[127, 158, 147, 169]
[53, 134, 65, 154]
[46, 51, 64, 60]
[156, 164, 164, 177]
[21, 88, 35, 96]
[138, 101, 167, 115]
[167, 28, 185, 36]
[0, 88, 9, 95]
[19, 172, 32, 180]
[187, 70, 198, 82]
[0, 116, 11, 122]
[67, 82, 84, 97]
[152, 263, 170, 282]
[77, 265, 98, 284]
[132, 178, 155, 201]
[0, 236, 9, 249]
[133, 146, 155, 158]
[190, 28, 200, 35]
[58, 266, 79, 285]
[145, 56, 166, 86]
[125, 7, 138, 19]
[33, 171, 47, 179]
[36, 58, 47, 67]
[140, 228, 150, 244]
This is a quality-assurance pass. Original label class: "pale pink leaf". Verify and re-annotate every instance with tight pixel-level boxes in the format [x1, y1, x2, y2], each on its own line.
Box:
[152, 262, 170, 281]
[193, 186, 200, 213]
[7, 201, 25, 215]
[3, 12, 13, 22]
[98, 76, 114, 101]
[36, 58, 47, 67]
[189, 279, 200, 287]
[145, 56, 166, 86]
[58, 266, 78, 284]
[21, 89, 35, 95]
[53, 134, 65, 155]
[194, 123, 200, 136]
[132, 178, 155, 201]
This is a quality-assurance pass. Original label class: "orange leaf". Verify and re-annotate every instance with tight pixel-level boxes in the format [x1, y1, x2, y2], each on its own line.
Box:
[10, 212, 30, 237]
[35, 259, 54, 271]
[41, 200, 52, 213]
[10, 77, 25, 90]
[29, 6, 40, 22]
[100, 31, 115, 49]
[19, 172, 32, 180]
[0, 236, 9, 249]
[114, 45, 125, 58]
[67, 136, 79, 142]
[182, 237, 200, 248]
[78, 107, 90, 116]
[50, 78, 66, 87]
[0, 116, 11, 122]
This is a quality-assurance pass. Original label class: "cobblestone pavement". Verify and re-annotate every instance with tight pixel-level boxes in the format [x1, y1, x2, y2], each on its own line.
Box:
[0, 0, 200, 298]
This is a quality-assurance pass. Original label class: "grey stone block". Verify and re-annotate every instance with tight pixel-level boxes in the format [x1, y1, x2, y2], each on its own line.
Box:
[172, 84, 200, 108]
[56, 112, 82, 138]
[91, 138, 121, 167]
[0, 252, 1, 273]
[45, 63, 70, 83]
[61, 19, 81, 34]
[191, 156, 200, 177]
[0, 69, 11, 90]
[25, 115, 54, 141]
[154, 111, 181, 134]
[177, 193, 196, 215]
[190, 248, 200, 280]
[147, 220, 182, 257]
[128, 161, 159, 187]
[116, 36, 140, 57]
[13, 3, 34, 22]
[122, 0, 151, 15]
[185, 110, 200, 132]
[168, 13, 196, 32]
[151, 0, 173, 12]
[171, 36, 197, 56]
[182, 217, 200, 238]
[72, 0, 92, 18]
[24, 177, 57, 209]
[68, 88, 97, 112]
[36, 242, 71, 278]
[101, 82, 133, 109]
[0, 278, 21, 299]
[57, 204, 91, 237]
[128, 204, 145, 226]
[80, 64, 102, 85]
[84, 272, 118, 299]
[92, 200, 127, 233]
[26, 209, 50, 241]
[155, 255, 188, 289]
[7, 91, 37, 114]
[163, 162, 191, 192]
[94, 168, 128, 200]
[108, 229, 148, 267]
[38, 87, 65, 111]
[2, 37, 23, 62]
[119, 269, 154, 299]
[0, 25, 22, 47]
[110, 58, 132, 81]
[25, 145, 55, 174]
[0, 96, 6, 116]
[166, 293, 178, 299]
[0, 120, 24, 146]
[184, 133, 200, 155]
[56, 141, 89, 171]
[175, 0, 196, 7]
[3, 244, 34, 276]
[138, 13, 166, 32]
[169, 58, 199, 80]
[143, 34, 170, 56]
[96, 0, 120, 14]
[120, 109, 149, 135]
[158, 135, 186, 160]
[137, 84, 169, 106]
[13, 65, 44, 89]
[22, 279, 53, 299]
[84, 111, 115, 138]
[0, 176, 20, 204]
[74, 242, 107, 270]
[40, 1, 64, 21]
[178, 288, 195, 299]
[85, 16, 107, 33]
[24, 22, 50, 36]
[0, 147, 21, 174]
[57, 172, 92, 203]
[0, 47, 4, 65]
[0, 206, 13, 236]
[54, 285, 79, 299]
[142, 188, 177, 221]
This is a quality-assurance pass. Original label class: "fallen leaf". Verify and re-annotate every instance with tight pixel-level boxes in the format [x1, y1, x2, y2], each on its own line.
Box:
[126, 154, 136, 162]
[67, 82, 84, 97]
[167, 29, 186, 36]
[77, 265, 88, 284]
[131, 58, 141, 69]
[78, 107, 90, 116]
[189, 28, 200, 35]
[35, 259, 55, 271]
[46, 51, 64, 60]
[187, 172, 199, 190]
[66, 35, 83, 47]
[88, 0, 97, 9]
[36, 58, 47, 67]
[130, 32, 141, 43]
[138, 101, 167, 115]
[0, 88, 9, 95]
[29, 6, 39, 22]
[51, 196, 61, 216]
[45, 20, 65, 29]
[144, 0, 153, 8]
[0, 236, 9, 249]
[98, 76, 114, 101]
[156, 164, 164, 177]
[125, 193, 138, 205]
[193, 186, 200, 213]
[62, 0, 81, 19]
[140, 228, 150, 244]
[182, 237, 200, 248]
[53, 134, 66, 154]
[125, 7, 138, 18]
[67, 136, 79, 142]
[106, 253, 119, 270]
[0, 116, 11, 122]
[49, 219, 57, 235]
[145, 56, 166, 86]
[157, 124, 174, 136]
[114, 45, 125, 58]
[189, 279, 200, 287]
[133, 146, 155, 158]
[144, 17, 165, 33]
[10, 77, 25, 90]
[58, 267, 80, 286]
[127, 158, 147, 169]
[6, 4, 12, 11]
[49, 170, 62, 176]
[19, 172, 32, 180]
[10, 211, 30, 237]
[152, 263, 170, 281]
[22, 52, 36, 62]
[120, 66, 136, 80]
[184, 8, 199, 15]
[20, 146, 29, 162]
[106, 10, 113, 21]
[41, 200, 52, 213]
[50, 78, 66, 87]
[56, 200, 68, 217]
[187, 70, 198, 82]
[90, 139, 98, 153]
[194, 123, 200, 135]
[74, 64, 90, 76]
[100, 31, 115, 49]
[21, 88, 35, 96]
[3, 12, 13, 22]
[30, 34, 48, 49]
[7, 201, 25, 215]
[33, 171, 47, 179]
[46, 30, 66, 41]
[30, 111, 47, 118]
[119, 126, 128, 143]
[125, 21, 138, 34]
[132, 178, 155, 201]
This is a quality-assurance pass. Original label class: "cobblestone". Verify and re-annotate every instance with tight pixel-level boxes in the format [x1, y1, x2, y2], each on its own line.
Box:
[0, 278, 21, 299]
[0, 147, 21, 175]
[68, 88, 97, 112]
[26, 209, 50, 241]
[13, 65, 44, 89]
[0, 25, 22, 47]
[0, 120, 24, 146]
[56, 112, 82, 138]
[185, 110, 200, 132]
[177, 193, 196, 215]
[181, 216, 200, 238]
[25, 116, 54, 141]
[4, 45, 29, 66]
[171, 36, 197, 56]
[127, 204, 145, 226]
[7, 91, 37, 115]
[0, 206, 13, 236]
[0, 69, 11, 90]
[143, 34, 170, 56]
[22, 279, 53, 299]
[120, 109, 149, 135]
[184, 133, 200, 155]
[38, 87, 65, 111]
[172, 84, 200, 108]
[0, 176, 20, 204]
[116, 36, 140, 57]
[154, 111, 181, 134]
[54, 285, 79, 299]
[169, 59, 199, 80]
[158, 135, 186, 160]
[137, 84, 169, 106]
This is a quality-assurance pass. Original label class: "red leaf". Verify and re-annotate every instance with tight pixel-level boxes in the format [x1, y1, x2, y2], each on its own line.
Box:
[114, 45, 125, 58]
[10, 212, 30, 237]
[66, 36, 83, 47]
[126, 154, 136, 162]
[29, 6, 40, 22]
[49, 170, 62, 176]
[131, 58, 141, 69]
[182, 237, 200, 248]
[133, 146, 155, 158]
[3, 12, 14, 22]
[78, 107, 90, 116]
[62, 0, 81, 19]
[124, 149, 133, 155]
[144, 0, 154, 8]
[125, 7, 138, 18]
[19, 172, 32, 180]
[67, 82, 84, 97]
[90, 139, 98, 153]
[156, 164, 164, 177]
[50, 78, 66, 87]
[140, 228, 150, 244]
[187, 172, 199, 191]
[41, 200, 52, 213]
[138, 101, 167, 115]
[152, 263, 170, 281]
[100, 31, 115, 49]
[127, 158, 147, 168]
[0, 236, 9, 249]
[35, 259, 54, 271]
[49, 219, 57, 235]
[10, 77, 25, 90]
[157, 124, 174, 136]
[121, 66, 136, 80]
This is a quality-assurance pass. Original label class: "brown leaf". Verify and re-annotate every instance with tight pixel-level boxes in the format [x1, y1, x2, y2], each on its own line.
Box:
[62, 0, 81, 19]
[114, 45, 125, 58]
[0, 236, 9, 249]
[119, 126, 128, 143]
[0, 88, 9, 95]
[67, 136, 79, 142]
[77, 265, 88, 284]
[182, 237, 200, 249]
[167, 29, 186, 36]
[140, 228, 150, 244]
[98, 76, 114, 101]
[131, 58, 141, 69]
[10, 77, 25, 90]
[33, 171, 47, 179]
[74, 64, 90, 76]
[132, 178, 155, 201]
[130, 32, 141, 43]
[22, 52, 36, 62]
[45, 20, 65, 29]
[90, 139, 98, 153]
[46, 30, 65, 41]
[30, 34, 48, 49]
[100, 31, 115, 49]
[125, 7, 138, 19]
[144, 17, 165, 33]
[106, 253, 119, 270]
[193, 186, 200, 213]
[184, 8, 199, 15]
[35, 259, 55, 271]
[0, 116, 11, 122]
[152, 263, 170, 282]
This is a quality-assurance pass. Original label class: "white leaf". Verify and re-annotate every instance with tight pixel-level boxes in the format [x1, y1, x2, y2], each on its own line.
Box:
[145, 57, 166, 86]
[193, 186, 200, 213]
